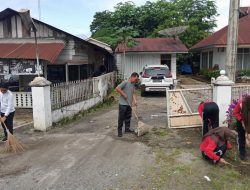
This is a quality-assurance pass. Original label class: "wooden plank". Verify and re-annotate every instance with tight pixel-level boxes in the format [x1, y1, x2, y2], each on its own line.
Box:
[169, 91, 189, 115]
[170, 115, 202, 128]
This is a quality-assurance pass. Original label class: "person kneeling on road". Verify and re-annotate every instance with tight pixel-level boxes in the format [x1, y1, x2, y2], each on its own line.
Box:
[200, 127, 237, 165]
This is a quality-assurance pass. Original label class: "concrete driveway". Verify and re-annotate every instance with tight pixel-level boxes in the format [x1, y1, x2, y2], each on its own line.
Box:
[0, 96, 165, 190]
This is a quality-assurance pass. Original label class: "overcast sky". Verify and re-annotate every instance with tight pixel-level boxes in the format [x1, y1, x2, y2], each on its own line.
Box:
[1, 0, 250, 38]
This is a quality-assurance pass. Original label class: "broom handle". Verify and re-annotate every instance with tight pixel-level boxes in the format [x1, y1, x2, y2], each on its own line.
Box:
[126, 100, 139, 121]
[1, 121, 10, 133]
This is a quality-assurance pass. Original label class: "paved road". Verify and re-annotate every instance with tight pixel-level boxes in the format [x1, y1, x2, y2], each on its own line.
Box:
[0, 76, 210, 190]
[0, 96, 167, 190]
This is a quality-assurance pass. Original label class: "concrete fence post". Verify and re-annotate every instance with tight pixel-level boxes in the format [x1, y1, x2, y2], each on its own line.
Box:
[29, 77, 52, 131]
[171, 53, 177, 80]
[212, 70, 234, 126]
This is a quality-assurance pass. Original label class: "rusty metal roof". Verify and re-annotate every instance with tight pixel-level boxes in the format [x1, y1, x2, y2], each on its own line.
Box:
[191, 10, 250, 51]
[0, 43, 65, 63]
[115, 38, 188, 53]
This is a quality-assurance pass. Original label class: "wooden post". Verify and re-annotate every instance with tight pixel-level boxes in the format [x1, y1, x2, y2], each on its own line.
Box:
[226, 0, 240, 82]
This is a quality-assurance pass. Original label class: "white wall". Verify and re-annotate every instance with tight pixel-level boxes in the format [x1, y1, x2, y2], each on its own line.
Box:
[116, 53, 160, 79]
[51, 72, 113, 123]
[213, 48, 227, 70]
[52, 96, 102, 123]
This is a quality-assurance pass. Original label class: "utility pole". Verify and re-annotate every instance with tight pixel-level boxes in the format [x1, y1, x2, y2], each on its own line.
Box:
[19, 9, 40, 76]
[225, 0, 240, 82]
[38, 0, 41, 20]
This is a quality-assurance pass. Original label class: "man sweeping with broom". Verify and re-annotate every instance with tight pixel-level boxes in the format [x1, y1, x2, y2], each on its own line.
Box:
[0, 82, 24, 153]
[116, 72, 139, 137]
[0, 82, 15, 142]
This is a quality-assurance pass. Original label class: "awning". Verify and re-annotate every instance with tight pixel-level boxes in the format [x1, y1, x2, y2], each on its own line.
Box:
[0, 43, 65, 63]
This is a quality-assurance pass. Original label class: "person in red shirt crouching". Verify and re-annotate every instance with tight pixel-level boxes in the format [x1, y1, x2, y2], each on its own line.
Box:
[198, 101, 219, 136]
[200, 127, 237, 164]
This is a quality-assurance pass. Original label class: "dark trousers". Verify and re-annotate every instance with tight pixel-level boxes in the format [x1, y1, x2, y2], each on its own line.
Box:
[236, 120, 246, 155]
[118, 104, 132, 134]
[202, 143, 227, 164]
[202, 102, 219, 136]
[1, 112, 15, 137]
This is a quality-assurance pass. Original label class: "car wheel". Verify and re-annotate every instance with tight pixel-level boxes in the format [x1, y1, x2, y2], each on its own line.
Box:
[170, 85, 174, 90]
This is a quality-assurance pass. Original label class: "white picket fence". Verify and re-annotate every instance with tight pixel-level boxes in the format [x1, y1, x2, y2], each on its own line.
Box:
[10, 72, 115, 111]
[51, 79, 94, 110]
[51, 72, 115, 110]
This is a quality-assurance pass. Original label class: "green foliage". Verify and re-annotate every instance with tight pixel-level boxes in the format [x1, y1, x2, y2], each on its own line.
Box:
[115, 74, 124, 87]
[199, 69, 220, 78]
[237, 69, 250, 77]
[90, 0, 218, 49]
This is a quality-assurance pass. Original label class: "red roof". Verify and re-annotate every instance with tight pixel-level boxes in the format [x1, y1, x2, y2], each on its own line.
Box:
[0, 43, 65, 63]
[191, 13, 250, 50]
[115, 38, 188, 53]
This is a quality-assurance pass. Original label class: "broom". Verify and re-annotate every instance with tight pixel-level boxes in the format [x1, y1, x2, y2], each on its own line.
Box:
[1, 122, 24, 153]
[128, 101, 152, 136]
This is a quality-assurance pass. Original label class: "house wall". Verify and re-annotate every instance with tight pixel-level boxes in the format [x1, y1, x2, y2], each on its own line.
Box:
[0, 13, 114, 84]
[200, 47, 250, 71]
[116, 53, 178, 79]
[213, 48, 227, 70]
[55, 40, 75, 64]
[0, 15, 66, 39]
[116, 53, 160, 79]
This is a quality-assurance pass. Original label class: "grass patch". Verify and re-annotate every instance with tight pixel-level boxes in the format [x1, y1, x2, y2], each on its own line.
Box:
[152, 128, 168, 136]
[208, 166, 250, 190]
[133, 148, 186, 189]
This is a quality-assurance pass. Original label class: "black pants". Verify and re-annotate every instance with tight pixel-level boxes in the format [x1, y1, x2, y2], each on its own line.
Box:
[202, 102, 219, 136]
[202, 143, 227, 164]
[118, 104, 132, 135]
[1, 112, 15, 137]
[236, 120, 246, 156]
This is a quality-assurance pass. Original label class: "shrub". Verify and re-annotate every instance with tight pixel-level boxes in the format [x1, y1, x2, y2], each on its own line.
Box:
[199, 69, 220, 79]
[237, 69, 250, 77]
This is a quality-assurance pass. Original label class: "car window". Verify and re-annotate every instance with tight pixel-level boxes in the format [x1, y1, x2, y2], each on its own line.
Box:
[144, 68, 169, 76]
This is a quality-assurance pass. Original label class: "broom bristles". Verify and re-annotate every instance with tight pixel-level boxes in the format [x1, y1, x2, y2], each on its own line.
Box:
[4, 132, 24, 153]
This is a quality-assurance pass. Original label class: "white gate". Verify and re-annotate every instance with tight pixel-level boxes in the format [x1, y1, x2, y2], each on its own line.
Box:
[167, 87, 213, 128]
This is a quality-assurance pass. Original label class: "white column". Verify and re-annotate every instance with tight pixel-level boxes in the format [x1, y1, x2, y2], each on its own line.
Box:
[30, 77, 52, 131]
[171, 53, 177, 79]
[212, 70, 234, 126]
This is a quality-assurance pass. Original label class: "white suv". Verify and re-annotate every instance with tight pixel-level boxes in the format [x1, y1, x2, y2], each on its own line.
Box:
[140, 65, 174, 96]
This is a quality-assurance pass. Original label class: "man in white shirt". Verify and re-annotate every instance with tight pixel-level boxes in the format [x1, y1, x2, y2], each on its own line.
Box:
[0, 83, 15, 142]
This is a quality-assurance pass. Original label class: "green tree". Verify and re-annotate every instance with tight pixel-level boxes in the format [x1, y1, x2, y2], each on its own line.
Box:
[174, 0, 218, 48]
[90, 0, 218, 49]
[90, 11, 113, 35]
[112, 27, 139, 77]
